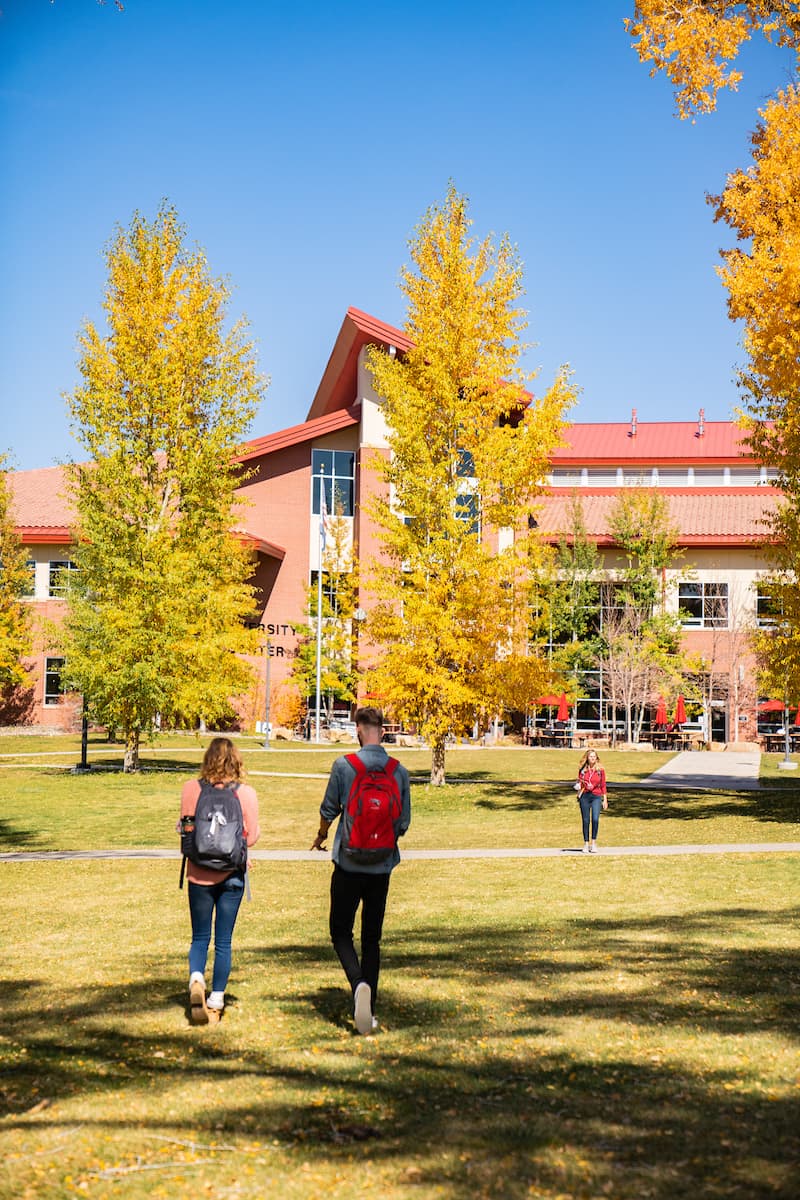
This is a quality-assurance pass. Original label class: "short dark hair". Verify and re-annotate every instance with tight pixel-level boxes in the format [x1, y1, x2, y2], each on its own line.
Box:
[355, 705, 384, 728]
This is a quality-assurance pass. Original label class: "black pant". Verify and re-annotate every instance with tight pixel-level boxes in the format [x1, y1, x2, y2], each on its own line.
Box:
[329, 864, 391, 1012]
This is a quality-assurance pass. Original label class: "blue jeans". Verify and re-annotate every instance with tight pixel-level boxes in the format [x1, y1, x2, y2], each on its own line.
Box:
[188, 874, 245, 992]
[579, 793, 603, 841]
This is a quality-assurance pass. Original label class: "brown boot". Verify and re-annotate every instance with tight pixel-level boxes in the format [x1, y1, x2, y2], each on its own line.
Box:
[189, 979, 209, 1025]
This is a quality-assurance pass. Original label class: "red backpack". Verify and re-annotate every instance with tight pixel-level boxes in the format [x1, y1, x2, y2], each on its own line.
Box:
[341, 753, 402, 865]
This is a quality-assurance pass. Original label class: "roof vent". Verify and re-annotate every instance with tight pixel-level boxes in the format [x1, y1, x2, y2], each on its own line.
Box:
[630, 407, 637, 438]
[698, 408, 705, 438]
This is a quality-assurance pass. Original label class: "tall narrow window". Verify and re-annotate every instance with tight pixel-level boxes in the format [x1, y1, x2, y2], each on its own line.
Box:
[756, 585, 780, 627]
[23, 559, 36, 597]
[311, 450, 355, 517]
[44, 657, 65, 705]
[455, 493, 480, 536]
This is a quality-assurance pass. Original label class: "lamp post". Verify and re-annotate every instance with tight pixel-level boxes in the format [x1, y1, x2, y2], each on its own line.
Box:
[353, 606, 366, 715]
[314, 463, 328, 744]
[73, 694, 91, 773]
[778, 616, 797, 771]
[779, 690, 796, 771]
[263, 635, 272, 750]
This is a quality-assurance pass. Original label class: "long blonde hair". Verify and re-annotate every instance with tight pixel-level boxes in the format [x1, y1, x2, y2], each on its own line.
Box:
[201, 737, 244, 784]
[578, 748, 602, 773]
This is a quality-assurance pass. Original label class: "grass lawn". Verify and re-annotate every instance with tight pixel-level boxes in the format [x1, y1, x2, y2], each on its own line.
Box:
[1, 736, 799, 1198]
[1, 737, 797, 854]
[2, 856, 799, 1199]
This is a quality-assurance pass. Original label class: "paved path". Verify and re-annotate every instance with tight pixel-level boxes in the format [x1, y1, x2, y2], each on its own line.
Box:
[2, 842, 799, 863]
[638, 749, 763, 791]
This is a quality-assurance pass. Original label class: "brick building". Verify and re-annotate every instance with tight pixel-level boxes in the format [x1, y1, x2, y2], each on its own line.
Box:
[7, 308, 782, 741]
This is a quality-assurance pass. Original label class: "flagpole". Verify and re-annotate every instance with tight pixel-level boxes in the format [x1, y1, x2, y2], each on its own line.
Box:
[314, 466, 326, 744]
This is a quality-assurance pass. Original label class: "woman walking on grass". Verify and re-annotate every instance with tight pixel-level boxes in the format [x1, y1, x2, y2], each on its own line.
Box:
[179, 737, 260, 1024]
[576, 748, 608, 854]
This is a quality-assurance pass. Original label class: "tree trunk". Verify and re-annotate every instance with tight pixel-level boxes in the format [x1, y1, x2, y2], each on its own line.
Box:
[124, 728, 140, 773]
[430, 739, 446, 786]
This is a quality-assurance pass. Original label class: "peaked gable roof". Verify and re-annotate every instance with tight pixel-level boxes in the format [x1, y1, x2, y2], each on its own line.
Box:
[238, 405, 360, 463]
[304, 306, 411, 422]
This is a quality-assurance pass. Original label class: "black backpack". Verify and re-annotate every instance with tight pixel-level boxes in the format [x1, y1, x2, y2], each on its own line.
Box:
[179, 779, 248, 887]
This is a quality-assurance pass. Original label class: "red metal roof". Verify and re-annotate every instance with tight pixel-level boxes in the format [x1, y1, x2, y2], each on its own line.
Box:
[536, 489, 779, 546]
[233, 530, 286, 560]
[238, 405, 360, 462]
[305, 307, 411, 422]
[552, 420, 756, 464]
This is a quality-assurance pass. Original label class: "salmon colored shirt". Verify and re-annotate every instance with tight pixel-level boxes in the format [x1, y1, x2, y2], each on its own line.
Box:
[180, 778, 260, 886]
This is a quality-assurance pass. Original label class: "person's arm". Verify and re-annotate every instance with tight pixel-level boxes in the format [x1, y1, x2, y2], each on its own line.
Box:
[396, 765, 411, 837]
[177, 779, 199, 832]
[600, 768, 608, 807]
[240, 784, 260, 847]
[311, 759, 346, 850]
[310, 815, 332, 851]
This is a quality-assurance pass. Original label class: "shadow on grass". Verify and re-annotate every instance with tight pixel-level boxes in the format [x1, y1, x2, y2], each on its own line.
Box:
[0, 818, 39, 848]
[611, 787, 800, 824]
[3, 910, 799, 1198]
[473, 781, 800, 825]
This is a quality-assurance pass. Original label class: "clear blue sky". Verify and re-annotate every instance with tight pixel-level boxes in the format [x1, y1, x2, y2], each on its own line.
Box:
[1, 0, 795, 470]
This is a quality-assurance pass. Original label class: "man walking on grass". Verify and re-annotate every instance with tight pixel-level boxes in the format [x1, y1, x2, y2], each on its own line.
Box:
[311, 706, 411, 1034]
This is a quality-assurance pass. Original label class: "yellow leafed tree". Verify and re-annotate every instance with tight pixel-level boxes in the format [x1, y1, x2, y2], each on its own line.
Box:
[365, 185, 576, 784]
[64, 205, 267, 771]
[625, 2, 800, 119]
[627, 2, 800, 699]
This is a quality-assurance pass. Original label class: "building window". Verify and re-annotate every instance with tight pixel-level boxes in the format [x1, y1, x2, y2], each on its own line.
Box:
[586, 469, 619, 487]
[756, 585, 780, 627]
[455, 449, 475, 478]
[309, 570, 341, 614]
[48, 560, 77, 598]
[23, 560, 36, 597]
[455, 493, 480, 536]
[311, 450, 355, 517]
[44, 657, 65, 705]
[679, 581, 729, 628]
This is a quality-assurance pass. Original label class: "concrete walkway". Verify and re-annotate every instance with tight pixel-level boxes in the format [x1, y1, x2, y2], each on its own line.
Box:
[638, 749, 763, 791]
[2, 842, 799, 863]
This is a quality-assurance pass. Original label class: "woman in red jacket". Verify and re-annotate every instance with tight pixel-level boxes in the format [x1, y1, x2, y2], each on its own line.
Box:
[576, 748, 608, 854]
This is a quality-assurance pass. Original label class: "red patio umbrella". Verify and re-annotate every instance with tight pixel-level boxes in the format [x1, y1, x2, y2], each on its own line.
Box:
[794, 705, 800, 726]
[557, 693, 570, 722]
[758, 699, 786, 713]
[535, 695, 562, 707]
[654, 696, 667, 727]
[674, 695, 686, 725]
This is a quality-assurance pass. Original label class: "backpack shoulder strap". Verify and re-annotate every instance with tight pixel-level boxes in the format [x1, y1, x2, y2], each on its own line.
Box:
[345, 753, 366, 775]
[384, 757, 399, 777]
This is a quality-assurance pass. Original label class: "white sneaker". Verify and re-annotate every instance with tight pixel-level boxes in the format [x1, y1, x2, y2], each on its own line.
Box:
[582, 843, 590, 854]
[207, 991, 225, 1011]
[371, 1016, 379, 1033]
[353, 982, 372, 1034]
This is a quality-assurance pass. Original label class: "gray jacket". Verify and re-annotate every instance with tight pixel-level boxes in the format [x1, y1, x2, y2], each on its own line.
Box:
[320, 743, 411, 873]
